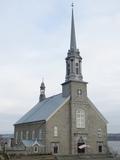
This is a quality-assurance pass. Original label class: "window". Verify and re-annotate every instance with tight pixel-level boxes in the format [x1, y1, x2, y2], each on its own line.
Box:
[54, 126, 58, 137]
[71, 59, 73, 73]
[34, 146, 39, 153]
[76, 109, 85, 128]
[97, 128, 102, 138]
[15, 131, 18, 144]
[77, 89, 82, 96]
[76, 63, 79, 74]
[39, 129, 42, 140]
[26, 131, 29, 140]
[67, 63, 70, 75]
[20, 131, 23, 140]
[32, 130, 35, 140]
[76, 63, 79, 66]
[76, 68, 78, 74]
[98, 145, 102, 153]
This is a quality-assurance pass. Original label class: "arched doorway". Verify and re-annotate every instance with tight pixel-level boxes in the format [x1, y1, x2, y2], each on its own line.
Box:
[54, 144, 58, 154]
[77, 136, 85, 153]
[51, 143, 59, 154]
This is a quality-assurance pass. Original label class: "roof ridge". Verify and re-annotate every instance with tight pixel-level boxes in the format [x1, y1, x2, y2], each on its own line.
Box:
[46, 93, 62, 100]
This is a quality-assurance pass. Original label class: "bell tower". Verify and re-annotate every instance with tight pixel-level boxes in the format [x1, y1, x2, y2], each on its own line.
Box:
[62, 5, 87, 99]
[65, 6, 83, 82]
[62, 5, 88, 154]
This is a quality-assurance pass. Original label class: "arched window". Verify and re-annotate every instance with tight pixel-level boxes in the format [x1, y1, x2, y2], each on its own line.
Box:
[32, 130, 35, 140]
[20, 131, 23, 140]
[39, 129, 42, 140]
[34, 146, 39, 153]
[15, 131, 18, 144]
[54, 126, 58, 137]
[71, 59, 73, 73]
[67, 63, 70, 75]
[76, 63, 79, 74]
[26, 131, 29, 140]
[76, 109, 85, 128]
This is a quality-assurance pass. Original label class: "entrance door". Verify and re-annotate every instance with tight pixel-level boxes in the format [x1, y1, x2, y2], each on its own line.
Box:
[51, 143, 59, 154]
[54, 144, 58, 154]
[77, 142, 85, 153]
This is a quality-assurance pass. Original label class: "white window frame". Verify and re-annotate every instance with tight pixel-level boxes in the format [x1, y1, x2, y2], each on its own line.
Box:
[76, 109, 85, 128]
[34, 146, 39, 153]
[97, 128, 102, 138]
[39, 129, 42, 140]
[15, 131, 18, 144]
[20, 131, 23, 140]
[54, 126, 58, 137]
[26, 131, 29, 140]
[32, 130, 35, 140]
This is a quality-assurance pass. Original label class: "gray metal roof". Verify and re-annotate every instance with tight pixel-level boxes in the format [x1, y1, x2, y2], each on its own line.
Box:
[22, 140, 35, 147]
[15, 93, 69, 125]
[22, 140, 44, 147]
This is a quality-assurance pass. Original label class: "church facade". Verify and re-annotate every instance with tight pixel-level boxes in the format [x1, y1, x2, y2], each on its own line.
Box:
[14, 8, 108, 155]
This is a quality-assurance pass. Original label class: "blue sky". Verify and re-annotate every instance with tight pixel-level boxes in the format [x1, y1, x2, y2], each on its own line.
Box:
[0, 0, 120, 133]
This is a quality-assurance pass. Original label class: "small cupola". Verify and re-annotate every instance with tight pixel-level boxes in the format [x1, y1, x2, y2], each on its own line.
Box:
[39, 81, 46, 102]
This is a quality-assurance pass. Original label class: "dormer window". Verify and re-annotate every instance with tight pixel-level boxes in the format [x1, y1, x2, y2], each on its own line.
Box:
[34, 146, 39, 153]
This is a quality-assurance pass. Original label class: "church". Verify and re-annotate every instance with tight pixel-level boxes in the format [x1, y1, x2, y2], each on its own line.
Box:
[14, 7, 108, 155]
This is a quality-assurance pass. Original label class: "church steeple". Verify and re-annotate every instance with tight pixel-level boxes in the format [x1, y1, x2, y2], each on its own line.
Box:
[39, 81, 46, 102]
[70, 6, 77, 51]
[65, 6, 83, 82]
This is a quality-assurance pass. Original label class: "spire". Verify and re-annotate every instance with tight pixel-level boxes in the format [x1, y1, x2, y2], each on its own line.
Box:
[70, 4, 77, 51]
[39, 81, 46, 102]
[65, 4, 83, 82]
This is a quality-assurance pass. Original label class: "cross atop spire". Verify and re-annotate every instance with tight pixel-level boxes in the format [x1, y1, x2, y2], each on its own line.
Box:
[70, 4, 77, 51]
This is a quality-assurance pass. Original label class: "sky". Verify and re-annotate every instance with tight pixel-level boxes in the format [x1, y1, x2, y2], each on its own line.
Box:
[0, 0, 120, 134]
